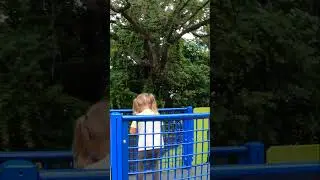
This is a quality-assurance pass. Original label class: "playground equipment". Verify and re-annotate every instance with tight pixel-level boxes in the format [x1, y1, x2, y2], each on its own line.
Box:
[0, 107, 319, 179]
[0, 142, 319, 179]
[1, 143, 319, 179]
[110, 109, 210, 179]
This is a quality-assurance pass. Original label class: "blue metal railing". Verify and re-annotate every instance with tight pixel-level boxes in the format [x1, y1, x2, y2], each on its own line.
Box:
[0, 107, 319, 179]
[110, 107, 189, 114]
[0, 151, 73, 169]
[110, 112, 210, 180]
[0, 141, 264, 171]
[1, 158, 319, 179]
[0, 108, 191, 170]
[210, 142, 265, 165]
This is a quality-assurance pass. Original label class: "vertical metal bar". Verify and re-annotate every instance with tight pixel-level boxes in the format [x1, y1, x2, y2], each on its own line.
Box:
[201, 117, 205, 178]
[117, 113, 124, 180]
[207, 125, 211, 179]
[144, 120, 147, 180]
[111, 112, 121, 180]
[245, 142, 265, 164]
[122, 120, 129, 180]
[183, 106, 194, 167]
[194, 117, 198, 178]
[43, 162, 48, 169]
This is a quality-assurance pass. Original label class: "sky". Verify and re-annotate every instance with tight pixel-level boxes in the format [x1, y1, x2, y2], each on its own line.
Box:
[182, 33, 195, 40]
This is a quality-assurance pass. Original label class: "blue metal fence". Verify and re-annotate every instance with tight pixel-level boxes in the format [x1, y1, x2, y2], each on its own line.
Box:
[0, 142, 264, 171]
[0, 107, 319, 179]
[110, 112, 210, 180]
[0, 108, 191, 170]
[210, 142, 265, 165]
[1, 158, 319, 179]
[123, 107, 191, 173]
[110, 107, 190, 115]
[0, 145, 319, 179]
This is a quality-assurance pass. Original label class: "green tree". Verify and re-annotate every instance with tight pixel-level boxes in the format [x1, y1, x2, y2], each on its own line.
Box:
[211, 0, 320, 146]
[110, 0, 209, 106]
[0, 0, 107, 150]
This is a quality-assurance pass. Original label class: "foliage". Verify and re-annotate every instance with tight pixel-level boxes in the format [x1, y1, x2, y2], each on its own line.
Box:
[1, 0, 319, 151]
[0, 0, 97, 150]
[110, 0, 210, 107]
[211, 0, 320, 147]
[110, 37, 210, 108]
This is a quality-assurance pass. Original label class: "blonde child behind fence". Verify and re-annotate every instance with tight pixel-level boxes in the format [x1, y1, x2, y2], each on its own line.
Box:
[129, 93, 164, 180]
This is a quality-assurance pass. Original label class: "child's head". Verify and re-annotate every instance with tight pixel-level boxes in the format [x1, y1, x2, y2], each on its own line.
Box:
[72, 101, 109, 168]
[132, 93, 158, 114]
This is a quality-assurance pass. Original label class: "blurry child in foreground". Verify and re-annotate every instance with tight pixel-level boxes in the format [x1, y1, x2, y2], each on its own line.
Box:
[130, 93, 164, 180]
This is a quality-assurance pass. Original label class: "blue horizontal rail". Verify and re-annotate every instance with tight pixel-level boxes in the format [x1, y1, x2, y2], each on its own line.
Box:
[210, 142, 265, 165]
[0, 151, 72, 161]
[40, 169, 110, 180]
[0, 141, 263, 170]
[110, 107, 189, 113]
[122, 113, 210, 121]
[0, 151, 73, 169]
[211, 146, 247, 155]
[1, 160, 319, 179]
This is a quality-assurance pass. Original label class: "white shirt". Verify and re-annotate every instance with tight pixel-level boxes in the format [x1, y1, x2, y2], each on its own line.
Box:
[130, 109, 164, 151]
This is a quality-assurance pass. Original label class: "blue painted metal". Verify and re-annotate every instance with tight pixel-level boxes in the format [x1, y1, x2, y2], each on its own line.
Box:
[0, 151, 73, 169]
[0, 108, 316, 179]
[0, 108, 192, 171]
[122, 113, 210, 121]
[40, 169, 110, 180]
[244, 142, 265, 164]
[0, 108, 189, 169]
[182, 106, 194, 167]
[121, 116, 129, 180]
[0, 160, 38, 179]
[0, 160, 319, 180]
[110, 112, 121, 180]
[0, 151, 72, 160]
[0, 143, 320, 179]
[0, 141, 262, 171]
[211, 146, 248, 156]
[210, 142, 265, 165]
[110, 107, 189, 114]
[122, 112, 210, 179]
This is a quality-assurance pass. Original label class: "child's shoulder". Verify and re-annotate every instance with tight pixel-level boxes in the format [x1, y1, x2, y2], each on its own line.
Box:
[138, 109, 158, 115]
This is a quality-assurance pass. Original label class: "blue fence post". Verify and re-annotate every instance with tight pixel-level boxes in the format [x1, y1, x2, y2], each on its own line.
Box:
[122, 117, 129, 180]
[111, 112, 121, 180]
[245, 142, 265, 164]
[183, 106, 194, 167]
[0, 160, 38, 179]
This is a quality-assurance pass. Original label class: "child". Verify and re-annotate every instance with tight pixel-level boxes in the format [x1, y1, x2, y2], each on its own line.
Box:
[72, 101, 110, 169]
[130, 93, 164, 180]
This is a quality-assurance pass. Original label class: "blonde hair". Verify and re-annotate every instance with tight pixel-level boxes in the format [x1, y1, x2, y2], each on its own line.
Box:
[132, 93, 159, 114]
[72, 101, 109, 168]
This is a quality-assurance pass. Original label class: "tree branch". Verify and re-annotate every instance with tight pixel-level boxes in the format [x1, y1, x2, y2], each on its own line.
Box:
[192, 32, 209, 38]
[165, 0, 192, 43]
[110, 0, 148, 38]
[172, 19, 210, 42]
[177, 0, 209, 30]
